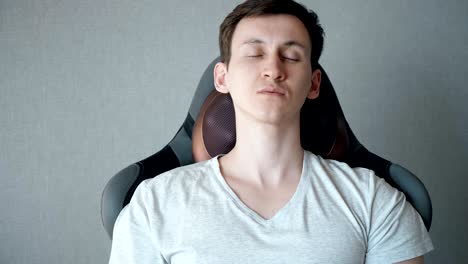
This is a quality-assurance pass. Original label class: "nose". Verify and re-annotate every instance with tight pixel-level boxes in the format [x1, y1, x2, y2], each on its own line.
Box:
[262, 55, 286, 81]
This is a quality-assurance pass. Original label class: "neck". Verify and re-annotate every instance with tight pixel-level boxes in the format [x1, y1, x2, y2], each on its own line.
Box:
[219, 114, 304, 187]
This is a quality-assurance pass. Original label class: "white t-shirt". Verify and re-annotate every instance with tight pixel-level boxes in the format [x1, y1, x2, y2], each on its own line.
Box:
[109, 150, 433, 264]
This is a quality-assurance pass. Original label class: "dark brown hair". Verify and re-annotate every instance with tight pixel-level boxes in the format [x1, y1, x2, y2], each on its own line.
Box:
[219, 0, 324, 68]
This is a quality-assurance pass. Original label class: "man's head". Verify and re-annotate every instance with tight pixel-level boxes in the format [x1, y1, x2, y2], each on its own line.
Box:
[213, 0, 324, 126]
[219, 0, 324, 69]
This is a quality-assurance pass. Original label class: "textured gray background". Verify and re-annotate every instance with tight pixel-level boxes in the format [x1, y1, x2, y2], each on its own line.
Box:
[1, 0, 467, 263]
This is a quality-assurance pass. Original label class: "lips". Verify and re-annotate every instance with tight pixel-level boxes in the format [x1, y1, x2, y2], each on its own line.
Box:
[258, 86, 286, 95]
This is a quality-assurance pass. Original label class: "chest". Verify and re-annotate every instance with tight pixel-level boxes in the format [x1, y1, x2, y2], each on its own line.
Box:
[160, 196, 367, 264]
[227, 181, 299, 220]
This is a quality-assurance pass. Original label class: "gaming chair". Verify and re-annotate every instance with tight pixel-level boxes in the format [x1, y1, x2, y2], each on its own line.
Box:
[101, 57, 432, 239]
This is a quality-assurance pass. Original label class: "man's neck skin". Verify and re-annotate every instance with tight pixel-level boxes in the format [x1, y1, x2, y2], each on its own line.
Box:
[218, 111, 304, 189]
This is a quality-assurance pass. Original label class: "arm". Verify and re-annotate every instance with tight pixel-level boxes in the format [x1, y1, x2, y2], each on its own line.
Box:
[365, 170, 433, 264]
[396, 256, 424, 264]
[108, 182, 167, 264]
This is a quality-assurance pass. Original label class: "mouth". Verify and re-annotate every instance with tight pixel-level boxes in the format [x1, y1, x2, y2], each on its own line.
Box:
[258, 87, 286, 96]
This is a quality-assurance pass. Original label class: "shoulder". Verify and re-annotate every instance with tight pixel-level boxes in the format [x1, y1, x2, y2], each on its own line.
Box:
[303, 150, 403, 210]
[303, 152, 433, 262]
[125, 158, 218, 225]
[140, 158, 215, 197]
[304, 150, 376, 189]
[145, 159, 213, 185]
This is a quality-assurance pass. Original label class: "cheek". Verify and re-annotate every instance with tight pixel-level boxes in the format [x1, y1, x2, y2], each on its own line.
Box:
[294, 75, 314, 98]
[226, 66, 256, 85]
[299, 69, 313, 86]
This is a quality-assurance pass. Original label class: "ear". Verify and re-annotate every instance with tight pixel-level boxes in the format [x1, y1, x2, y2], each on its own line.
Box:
[214, 62, 229, 94]
[307, 68, 321, 99]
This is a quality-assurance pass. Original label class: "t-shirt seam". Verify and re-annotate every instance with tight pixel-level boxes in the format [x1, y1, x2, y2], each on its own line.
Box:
[365, 236, 433, 262]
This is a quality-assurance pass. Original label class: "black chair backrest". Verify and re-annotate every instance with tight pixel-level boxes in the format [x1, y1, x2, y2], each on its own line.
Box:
[101, 58, 432, 239]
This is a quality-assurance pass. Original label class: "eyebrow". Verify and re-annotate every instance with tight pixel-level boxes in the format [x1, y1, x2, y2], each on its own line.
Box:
[241, 38, 307, 51]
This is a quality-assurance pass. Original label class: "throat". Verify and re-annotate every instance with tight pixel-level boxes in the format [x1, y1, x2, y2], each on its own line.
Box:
[222, 170, 302, 220]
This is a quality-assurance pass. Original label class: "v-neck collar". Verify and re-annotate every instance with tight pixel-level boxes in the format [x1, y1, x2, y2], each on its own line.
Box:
[210, 150, 309, 226]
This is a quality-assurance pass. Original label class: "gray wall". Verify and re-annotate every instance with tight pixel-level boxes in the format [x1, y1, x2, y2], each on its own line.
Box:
[1, 0, 466, 263]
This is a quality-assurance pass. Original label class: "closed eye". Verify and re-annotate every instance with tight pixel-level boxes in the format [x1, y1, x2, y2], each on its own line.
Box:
[283, 56, 299, 62]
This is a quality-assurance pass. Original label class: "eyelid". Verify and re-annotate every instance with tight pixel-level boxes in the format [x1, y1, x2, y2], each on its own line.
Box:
[284, 57, 299, 61]
[246, 54, 263, 58]
[281, 53, 300, 61]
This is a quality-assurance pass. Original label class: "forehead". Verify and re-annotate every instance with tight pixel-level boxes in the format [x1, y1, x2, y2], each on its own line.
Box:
[231, 14, 311, 51]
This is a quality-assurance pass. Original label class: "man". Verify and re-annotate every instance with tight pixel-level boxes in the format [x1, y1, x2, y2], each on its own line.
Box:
[109, 0, 433, 263]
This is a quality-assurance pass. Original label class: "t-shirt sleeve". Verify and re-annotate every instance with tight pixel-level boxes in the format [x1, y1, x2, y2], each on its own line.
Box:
[365, 170, 434, 264]
[108, 181, 167, 264]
